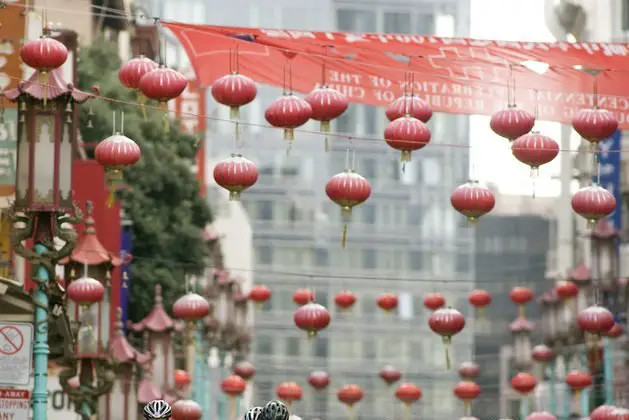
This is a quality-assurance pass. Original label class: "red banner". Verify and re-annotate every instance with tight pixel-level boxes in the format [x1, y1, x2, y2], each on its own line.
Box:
[163, 21, 629, 128]
[169, 70, 207, 196]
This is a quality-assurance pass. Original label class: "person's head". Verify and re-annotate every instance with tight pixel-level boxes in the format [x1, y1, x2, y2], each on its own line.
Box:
[143, 399, 172, 420]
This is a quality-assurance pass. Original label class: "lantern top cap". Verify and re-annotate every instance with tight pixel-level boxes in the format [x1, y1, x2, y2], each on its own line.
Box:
[1, 68, 99, 104]
[510, 316, 535, 333]
[60, 201, 121, 267]
[107, 307, 153, 365]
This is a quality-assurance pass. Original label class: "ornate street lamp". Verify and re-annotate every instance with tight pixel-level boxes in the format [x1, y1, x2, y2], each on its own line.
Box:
[2, 27, 96, 420]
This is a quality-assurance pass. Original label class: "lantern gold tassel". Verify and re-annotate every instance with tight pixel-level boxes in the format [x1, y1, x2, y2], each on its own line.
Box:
[348, 405, 355, 420]
[106, 189, 116, 208]
[162, 113, 170, 134]
[321, 121, 330, 152]
[342, 223, 348, 248]
[137, 92, 147, 121]
[443, 336, 452, 369]
[284, 128, 295, 141]
[229, 396, 237, 420]
[404, 403, 411, 420]
[40, 72, 49, 107]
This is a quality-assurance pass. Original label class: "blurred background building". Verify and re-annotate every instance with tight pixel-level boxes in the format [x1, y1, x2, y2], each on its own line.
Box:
[472, 191, 555, 419]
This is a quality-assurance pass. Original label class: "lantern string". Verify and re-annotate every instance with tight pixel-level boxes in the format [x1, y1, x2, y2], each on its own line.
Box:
[320, 45, 330, 86]
[532, 89, 539, 121]
[596, 161, 601, 185]
[344, 148, 350, 170]
[112, 111, 116, 134]
[121, 111, 125, 134]
[593, 77, 599, 108]
[235, 45, 240, 74]
[506, 65, 513, 107]
[351, 150, 356, 171]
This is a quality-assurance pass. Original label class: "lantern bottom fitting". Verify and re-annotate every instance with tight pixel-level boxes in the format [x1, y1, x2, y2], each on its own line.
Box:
[230, 106, 241, 121]
[400, 150, 411, 162]
[284, 128, 295, 141]
[320, 120, 330, 133]
[228, 190, 241, 201]
[341, 207, 353, 217]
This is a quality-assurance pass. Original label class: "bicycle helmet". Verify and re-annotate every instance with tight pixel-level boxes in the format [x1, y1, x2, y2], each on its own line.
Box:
[244, 406, 264, 420]
[262, 400, 289, 420]
[143, 399, 172, 419]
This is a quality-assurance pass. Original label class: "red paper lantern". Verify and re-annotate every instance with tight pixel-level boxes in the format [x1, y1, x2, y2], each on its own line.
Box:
[118, 56, 159, 90]
[526, 412, 557, 420]
[468, 290, 492, 310]
[20, 35, 68, 72]
[490, 107, 535, 140]
[220, 375, 247, 397]
[233, 361, 256, 382]
[572, 108, 618, 146]
[213, 154, 259, 201]
[577, 305, 615, 335]
[67, 276, 105, 306]
[94, 134, 142, 205]
[172, 400, 202, 420]
[590, 405, 617, 420]
[386, 94, 432, 123]
[510, 287, 534, 305]
[376, 293, 398, 312]
[383, 116, 431, 162]
[334, 290, 357, 311]
[379, 365, 402, 386]
[174, 369, 191, 387]
[293, 289, 314, 306]
[248, 285, 271, 306]
[511, 372, 537, 394]
[571, 185, 616, 225]
[305, 86, 348, 151]
[276, 381, 303, 403]
[395, 383, 422, 405]
[532, 344, 555, 363]
[172, 293, 210, 322]
[265, 93, 312, 141]
[429, 307, 466, 369]
[211, 73, 258, 120]
[458, 362, 480, 380]
[308, 370, 330, 390]
[325, 169, 371, 247]
[294, 302, 331, 337]
[511, 132, 560, 175]
[423, 292, 446, 311]
[555, 281, 578, 300]
[565, 370, 592, 392]
[453, 381, 481, 406]
[451, 181, 495, 223]
[138, 66, 188, 103]
[337, 384, 364, 407]
[605, 323, 623, 339]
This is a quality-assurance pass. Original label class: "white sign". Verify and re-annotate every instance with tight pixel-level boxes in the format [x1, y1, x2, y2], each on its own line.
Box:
[0, 389, 29, 420]
[0, 322, 32, 386]
[46, 375, 77, 420]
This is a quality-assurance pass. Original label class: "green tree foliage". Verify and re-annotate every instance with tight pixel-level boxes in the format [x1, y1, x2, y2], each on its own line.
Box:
[76, 39, 212, 322]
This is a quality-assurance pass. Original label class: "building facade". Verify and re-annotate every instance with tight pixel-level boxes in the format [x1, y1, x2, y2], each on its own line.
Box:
[472, 194, 555, 419]
[144, 0, 473, 419]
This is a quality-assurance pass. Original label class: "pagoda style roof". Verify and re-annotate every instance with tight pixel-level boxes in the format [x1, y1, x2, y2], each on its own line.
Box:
[1, 68, 98, 103]
[586, 219, 620, 240]
[510, 316, 535, 333]
[108, 308, 153, 365]
[568, 263, 591, 283]
[128, 285, 177, 333]
[60, 201, 121, 266]
[137, 370, 163, 404]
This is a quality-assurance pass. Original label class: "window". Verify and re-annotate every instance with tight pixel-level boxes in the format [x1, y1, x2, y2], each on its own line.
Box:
[381, 338, 402, 359]
[336, 9, 377, 32]
[336, 109, 356, 135]
[364, 106, 378, 135]
[361, 295, 377, 316]
[285, 337, 300, 356]
[362, 338, 377, 359]
[406, 340, 423, 359]
[417, 13, 436, 34]
[277, 289, 293, 311]
[398, 292, 414, 321]
[362, 158, 377, 179]
[314, 337, 329, 358]
[409, 251, 423, 271]
[456, 252, 470, 273]
[361, 203, 376, 224]
[316, 290, 329, 306]
[623, 0, 629, 31]
[255, 336, 273, 354]
[383, 12, 412, 34]
[361, 249, 376, 269]
[314, 248, 329, 266]
[422, 158, 441, 186]
[257, 200, 274, 220]
[256, 246, 273, 265]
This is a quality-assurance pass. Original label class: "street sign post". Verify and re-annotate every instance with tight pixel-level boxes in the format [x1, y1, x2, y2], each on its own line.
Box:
[0, 389, 29, 420]
[0, 322, 33, 386]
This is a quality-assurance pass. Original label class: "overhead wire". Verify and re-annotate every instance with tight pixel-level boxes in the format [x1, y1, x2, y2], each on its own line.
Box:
[2, 2, 629, 156]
